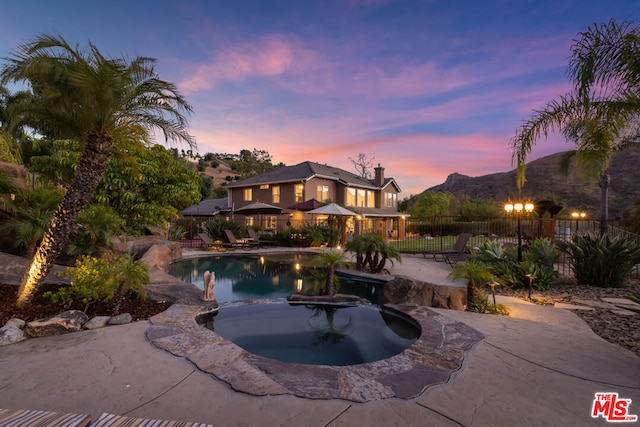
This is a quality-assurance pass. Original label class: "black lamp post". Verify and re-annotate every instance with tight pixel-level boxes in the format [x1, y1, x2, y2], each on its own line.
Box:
[504, 202, 534, 262]
[571, 211, 586, 236]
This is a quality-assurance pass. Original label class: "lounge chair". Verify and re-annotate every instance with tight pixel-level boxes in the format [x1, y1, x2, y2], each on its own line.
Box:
[198, 232, 216, 249]
[224, 229, 258, 249]
[443, 252, 471, 265]
[423, 233, 472, 262]
[246, 228, 262, 248]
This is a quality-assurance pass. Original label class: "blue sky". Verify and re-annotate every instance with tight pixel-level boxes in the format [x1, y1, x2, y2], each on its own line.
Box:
[1, 1, 638, 196]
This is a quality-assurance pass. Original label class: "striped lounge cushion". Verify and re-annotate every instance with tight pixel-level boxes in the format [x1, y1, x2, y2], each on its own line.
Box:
[90, 413, 213, 427]
[0, 408, 91, 427]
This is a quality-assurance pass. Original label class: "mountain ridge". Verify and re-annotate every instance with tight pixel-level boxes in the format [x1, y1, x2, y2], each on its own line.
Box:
[422, 149, 640, 218]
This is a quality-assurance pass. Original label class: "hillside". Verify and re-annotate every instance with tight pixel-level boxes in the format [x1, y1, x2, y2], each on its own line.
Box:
[423, 148, 640, 219]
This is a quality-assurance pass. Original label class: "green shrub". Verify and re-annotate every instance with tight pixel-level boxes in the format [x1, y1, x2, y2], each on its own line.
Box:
[46, 254, 149, 313]
[203, 217, 245, 241]
[344, 232, 401, 273]
[470, 238, 559, 291]
[556, 232, 640, 288]
[168, 223, 186, 241]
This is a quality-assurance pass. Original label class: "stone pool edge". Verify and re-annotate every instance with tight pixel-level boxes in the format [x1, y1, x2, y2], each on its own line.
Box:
[145, 301, 484, 403]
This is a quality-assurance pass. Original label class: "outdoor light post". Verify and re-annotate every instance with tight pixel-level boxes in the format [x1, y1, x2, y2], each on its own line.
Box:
[504, 202, 534, 262]
[571, 211, 587, 235]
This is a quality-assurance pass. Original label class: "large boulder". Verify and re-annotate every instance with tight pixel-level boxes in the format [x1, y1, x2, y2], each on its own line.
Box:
[382, 276, 467, 310]
[0, 162, 27, 188]
[111, 236, 175, 260]
[139, 241, 182, 272]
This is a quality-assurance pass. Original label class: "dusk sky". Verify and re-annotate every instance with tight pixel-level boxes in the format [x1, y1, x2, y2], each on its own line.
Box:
[1, 1, 639, 197]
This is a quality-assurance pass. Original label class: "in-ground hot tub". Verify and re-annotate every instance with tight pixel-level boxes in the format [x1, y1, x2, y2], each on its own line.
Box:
[197, 301, 421, 366]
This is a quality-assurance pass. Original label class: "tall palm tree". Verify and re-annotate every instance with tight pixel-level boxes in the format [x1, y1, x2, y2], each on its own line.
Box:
[511, 19, 640, 233]
[1, 34, 194, 305]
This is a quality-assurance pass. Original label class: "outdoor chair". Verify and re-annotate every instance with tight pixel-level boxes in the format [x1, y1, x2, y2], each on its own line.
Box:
[198, 233, 216, 250]
[224, 229, 258, 249]
[246, 228, 263, 248]
[443, 252, 471, 265]
[422, 233, 472, 262]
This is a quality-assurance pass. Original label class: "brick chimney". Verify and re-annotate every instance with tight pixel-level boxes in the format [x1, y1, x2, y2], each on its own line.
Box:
[374, 163, 385, 187]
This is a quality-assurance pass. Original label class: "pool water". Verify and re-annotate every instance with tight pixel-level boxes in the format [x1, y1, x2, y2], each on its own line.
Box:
[168, 253, 383, 303]
[197, 302, 421, 366]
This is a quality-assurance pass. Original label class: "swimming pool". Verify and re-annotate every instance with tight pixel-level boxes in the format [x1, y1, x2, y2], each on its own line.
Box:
[168, 253, 383, 303]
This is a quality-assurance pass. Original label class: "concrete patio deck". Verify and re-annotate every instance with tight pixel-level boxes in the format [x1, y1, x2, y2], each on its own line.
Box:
[0, 251, 638, 426]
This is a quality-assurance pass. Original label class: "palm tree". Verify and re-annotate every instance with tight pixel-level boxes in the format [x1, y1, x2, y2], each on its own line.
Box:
[317, 250, 345, 296]
[344, 232, 401, 273]
[511, 19, 640, 234]
[1, 34, 194, 305]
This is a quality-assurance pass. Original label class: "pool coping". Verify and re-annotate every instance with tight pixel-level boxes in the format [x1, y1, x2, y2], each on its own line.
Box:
[146, 300, 484, 402]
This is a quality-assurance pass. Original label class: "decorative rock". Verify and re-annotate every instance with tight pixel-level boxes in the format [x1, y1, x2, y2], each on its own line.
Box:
[108, 313, 133, 325]
[25, 310, 89, 338]
[139, 242, 182, 272]
[5, 318, 25, 329]
[0, 325, 26, 346]
[383, 276, 467, 310]
[83, 316, 111, 330]
[384, 276, 434, 306]
[433, 284, 467, 310]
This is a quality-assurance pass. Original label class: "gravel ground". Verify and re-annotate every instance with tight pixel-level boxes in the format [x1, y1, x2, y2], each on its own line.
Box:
[496, 278, 640, 357]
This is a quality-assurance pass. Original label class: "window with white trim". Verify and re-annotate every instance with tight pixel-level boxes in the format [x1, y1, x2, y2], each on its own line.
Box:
[295, 184, 304, 202]
[346, 188, 356, 206]
[317, 185, 329, 202]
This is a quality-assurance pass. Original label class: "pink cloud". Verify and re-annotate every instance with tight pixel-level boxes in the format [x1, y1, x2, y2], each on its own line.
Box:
[180, 34, 317, 92]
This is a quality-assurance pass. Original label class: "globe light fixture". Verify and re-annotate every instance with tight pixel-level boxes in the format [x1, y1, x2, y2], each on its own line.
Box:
[504, 201, 535, 261]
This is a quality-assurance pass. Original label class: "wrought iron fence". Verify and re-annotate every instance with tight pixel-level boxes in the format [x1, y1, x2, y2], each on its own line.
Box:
[404, 216, 640, 277]
[173, 214, 640, 277]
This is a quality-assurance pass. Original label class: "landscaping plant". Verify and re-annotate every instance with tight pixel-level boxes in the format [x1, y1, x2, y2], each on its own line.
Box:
[203, 217, 245, 241]
[344, 232, 401, 273]
[556, 232, 640, 288]
[46, 253, 149, 313]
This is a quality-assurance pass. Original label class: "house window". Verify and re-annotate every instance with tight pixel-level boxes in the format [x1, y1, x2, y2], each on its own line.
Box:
[357, 189, 366, 206]
[265, 216, 277, 230]
[272, 186, 280, 204]
[367, 190, 375, 207]
[260, 184, 269, 189]
[245, 216, 254, 227]
[244, 188, 252, 201]
[295, 184, 304, 202]
[317, 185, 329, 202]
[346, 188, 356, 206]
[385, 192, 397, 207]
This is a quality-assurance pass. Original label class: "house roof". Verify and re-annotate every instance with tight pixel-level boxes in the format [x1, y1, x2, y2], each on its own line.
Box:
[226, 161, 401, 192]
[180, 197, 230, 216]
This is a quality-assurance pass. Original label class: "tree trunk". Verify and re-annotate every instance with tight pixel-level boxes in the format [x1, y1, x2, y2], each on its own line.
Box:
[16, 131, 114, 306]
[598, 170, 610, 235]
[325, 262, 337, 296]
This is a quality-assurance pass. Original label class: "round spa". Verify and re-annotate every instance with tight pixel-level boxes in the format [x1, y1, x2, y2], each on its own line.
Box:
[197, 301, 421, 366]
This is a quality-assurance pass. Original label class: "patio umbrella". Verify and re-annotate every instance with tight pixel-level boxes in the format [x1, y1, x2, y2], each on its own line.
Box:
[307, 203, 358, 246]
[306, 203, 358, 217]
[235, 201, 283, 215]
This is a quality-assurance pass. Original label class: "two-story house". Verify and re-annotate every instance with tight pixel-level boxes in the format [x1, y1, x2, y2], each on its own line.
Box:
[225, 161, 407, 239]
